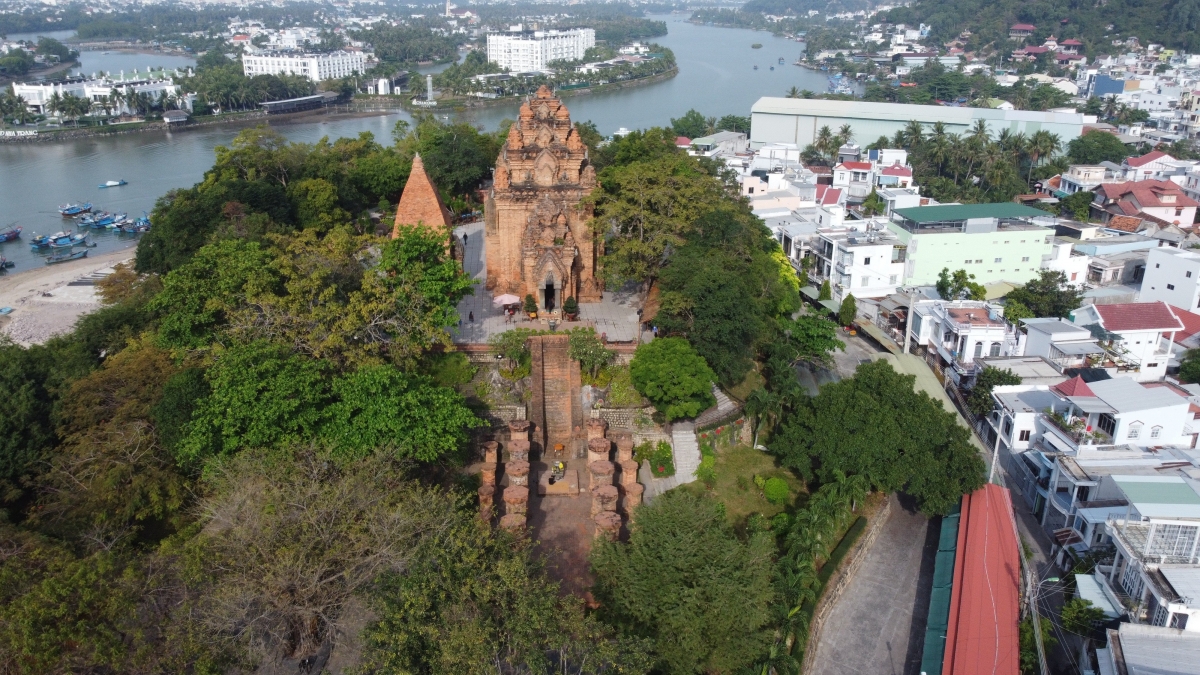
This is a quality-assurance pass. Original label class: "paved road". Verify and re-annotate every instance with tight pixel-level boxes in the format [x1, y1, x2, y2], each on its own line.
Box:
[808, 495, 938, 675]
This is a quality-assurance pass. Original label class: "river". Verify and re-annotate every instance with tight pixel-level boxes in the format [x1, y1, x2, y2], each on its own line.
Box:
[0, 17, 833, 274]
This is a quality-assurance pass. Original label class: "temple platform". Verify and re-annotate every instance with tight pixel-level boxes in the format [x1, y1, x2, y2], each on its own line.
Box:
[537, 468, 580, 496]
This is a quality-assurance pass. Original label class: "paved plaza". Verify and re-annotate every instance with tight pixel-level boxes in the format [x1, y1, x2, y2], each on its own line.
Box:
[451, 222, 644, 344]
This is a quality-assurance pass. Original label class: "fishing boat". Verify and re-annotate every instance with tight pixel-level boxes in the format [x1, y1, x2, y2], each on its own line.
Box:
[58, 202, 92, 217]
[120, 213, 151, 233]
[753, 65, 758, 70]
[47, 231, 88, 248]
[779, 57, 785, 64]
[0, 257, 13, 270]
[81, 212, 115, 228]
[770, 66, 775, 70]
[0, 225, 21, 242]
[98, 179, 128, 189]
[45, 250, 88, 265]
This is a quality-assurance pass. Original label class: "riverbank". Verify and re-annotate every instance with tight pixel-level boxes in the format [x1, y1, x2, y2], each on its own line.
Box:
[0, 247, 135, 346]
[412, 67, 680, 113]
[0, 58, 80, 87]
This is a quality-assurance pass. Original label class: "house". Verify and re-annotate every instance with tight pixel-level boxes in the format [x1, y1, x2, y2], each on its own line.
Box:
[832, 160, 875, 200]
[1059, 39, 1082, 55]
[1140, 247, 1200, 312]
[877, 163, 914, 189]
[1010, 24, 1036, 40]
[1122, 150, 1177, 181]
[1069, 301, 1185, 381]
[688, 131, 748, 158]
[1098, 624, 1200, 671]
[1058, 164, 1124, 195]
[1091, 180, 1199, 226]
[908, 300, 1020, 383]
[1039, 238, 1090, 287]
[810, 220, 906, 306]
[1020, 318, 1104, 373]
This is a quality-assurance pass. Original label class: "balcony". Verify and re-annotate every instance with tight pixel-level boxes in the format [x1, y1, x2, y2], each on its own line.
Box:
[1040, 412, 1113, 450]
[1109, 517, 1200, 565]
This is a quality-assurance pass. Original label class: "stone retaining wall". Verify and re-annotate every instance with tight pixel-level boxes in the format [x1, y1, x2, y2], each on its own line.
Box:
[592, 405, 655, 430]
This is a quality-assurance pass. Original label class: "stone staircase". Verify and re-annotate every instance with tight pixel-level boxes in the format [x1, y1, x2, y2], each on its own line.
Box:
[694, 384, 742, 428]
[671, 421, 700, 483]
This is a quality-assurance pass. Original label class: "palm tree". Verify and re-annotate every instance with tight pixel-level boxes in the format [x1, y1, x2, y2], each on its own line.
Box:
[969, 119, 990, 143]
[815, 125, 836, 160]
[1026, 130, 1060, 185]
[837, 123, 853, 147]
[786, 86, 801, 98]
[46, 91, 63, 120]
[903, 119, 924, 148]
[704, 116, 717, 135]
[744, 388, 780, 449]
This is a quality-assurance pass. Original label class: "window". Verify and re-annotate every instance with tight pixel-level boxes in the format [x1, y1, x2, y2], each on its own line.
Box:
[1157, 263, 1161, 268]
[889, 275, 898, 284]
[1128, 424, 1142, 440]
[1169, 284, 1176, 290]
[990, 342, 1001, 356]
[1098, 414, 1116, 437]
[973, 342, 983, 358]
[861, 276, 870, 287]
[1019, 429, 1031, 441]
[1071, 272, 1078, 281]
[965, 259, 973, 264]
[1151, 426, 1162, 439]
[1022, 256, 1030, 262]
[995, 257, 1003, 263]
[748, 187, 754, 194]
[975, 259, 982, 264]
[864, 257, 871, 265]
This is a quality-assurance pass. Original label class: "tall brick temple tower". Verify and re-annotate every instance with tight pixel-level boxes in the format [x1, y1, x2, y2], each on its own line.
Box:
[484, 85, 601, 310]
[391, 153, 454, 239]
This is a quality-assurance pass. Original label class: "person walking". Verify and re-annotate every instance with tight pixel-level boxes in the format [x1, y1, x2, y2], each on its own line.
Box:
[469, 311, 474, 323]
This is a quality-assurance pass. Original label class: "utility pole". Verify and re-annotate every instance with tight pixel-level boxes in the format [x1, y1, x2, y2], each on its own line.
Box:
[903, 286, 915, 354]
[1031, 576, 1058, 675]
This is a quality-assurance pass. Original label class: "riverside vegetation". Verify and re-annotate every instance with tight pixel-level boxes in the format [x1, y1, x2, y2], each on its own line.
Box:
[0, 113, 986, 673]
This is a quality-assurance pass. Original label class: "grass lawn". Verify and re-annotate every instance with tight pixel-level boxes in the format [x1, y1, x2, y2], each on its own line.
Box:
[726, 366, 765, 403]
[681, 444, 808, 526]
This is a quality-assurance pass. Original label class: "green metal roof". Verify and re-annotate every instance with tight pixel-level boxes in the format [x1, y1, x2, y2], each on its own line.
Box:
[893, 203, 1050, 223]
[1115, 477, 1200, 505]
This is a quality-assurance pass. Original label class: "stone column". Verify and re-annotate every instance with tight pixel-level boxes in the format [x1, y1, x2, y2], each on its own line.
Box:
[503, 486, 529, 516]
[479, 485, 495, 521]
[593, 511, 622, 541]
[507, 439, 530, 463]
[508, 419, 531, 441]
[621, 483, 644, 516]
[614, 432, 635, 463]
[587, 437, 612, 465]
[586, 417, 608, 441]
[500, 513, 526, 532]
[589, 460, 614, 489]
[481, 462, 497, 487]
[619, 459, 640, 486]
[590, 484, 619, 516]
[507, 460, 530, 487]
[481, 440, 499, 464]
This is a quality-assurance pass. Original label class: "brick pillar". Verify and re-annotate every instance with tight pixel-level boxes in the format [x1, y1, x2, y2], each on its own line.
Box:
[479, 485, 495, 522]
[589, 460, 614, 489]
[500, 513, 526, 532]
[593, 511, 622, 541]
[503, 486, 529, 516]
[481, 462, 497, 487]
[586, 418, 608, 441]
[507, 439, 530, 463]
[508, 419, 530, 441]
[507, 460, 530, 487]
[481, 440, 499, 464]
[614, 432, 634, 463]
[619, 459, 639, 486]
[621, 483, 644, 516]
[587, 437, 612, 465]
[529, 334, 581, 457]
[590, 484, 619, 516]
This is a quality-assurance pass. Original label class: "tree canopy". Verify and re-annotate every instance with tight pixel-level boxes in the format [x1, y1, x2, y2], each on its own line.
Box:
[1005, 270, 1082, 319]
[630, 338, 717, 421]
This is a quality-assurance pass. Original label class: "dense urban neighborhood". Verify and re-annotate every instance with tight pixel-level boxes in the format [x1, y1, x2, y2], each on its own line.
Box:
[3, 1, 1200, 675]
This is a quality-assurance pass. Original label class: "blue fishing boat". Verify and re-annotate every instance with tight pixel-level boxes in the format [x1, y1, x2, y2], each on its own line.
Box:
[0, 225, 21, 242]
[120, 213, 151, 233]
[81, 212, 115, 228]
[58, 202, 92, 216]
[45, 249, 89, 265]
[0, 257, 13, 270]
[48, 231, 88, 248]
[98, 180, 128, 189]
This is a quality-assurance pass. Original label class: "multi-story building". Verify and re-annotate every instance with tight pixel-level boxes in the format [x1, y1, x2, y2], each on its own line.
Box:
[1069, 301, 1184, 381]
[885, 203, 1056, 286]
[242, 50, 368, 82]
[908, 300, 1020, 383]
[1059, 164, 1125, 195]
[1140, 247, 1200, 312]
[12, 73, 184, 115]
[811, 222, 906, 306]
[485, 28, 595, 72]
[831, 160, 875, 200]
[1091, 180, 1199, 226]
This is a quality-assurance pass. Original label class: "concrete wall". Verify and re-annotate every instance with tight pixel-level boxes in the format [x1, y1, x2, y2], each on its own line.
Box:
[750, 97, 1088, 149]
[886, 223, 1055, 286]
[1140, 247, 1200, 311]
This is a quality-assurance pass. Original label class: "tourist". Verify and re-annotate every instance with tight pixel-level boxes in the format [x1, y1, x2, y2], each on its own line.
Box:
[469, 311, 474, 323]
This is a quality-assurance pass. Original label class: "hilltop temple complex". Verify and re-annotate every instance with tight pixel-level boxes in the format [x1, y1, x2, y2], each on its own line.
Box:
[484, 85, 602, 310]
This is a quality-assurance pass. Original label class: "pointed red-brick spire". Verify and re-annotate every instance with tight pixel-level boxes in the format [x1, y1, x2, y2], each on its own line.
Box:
[391, 153, 453, 239]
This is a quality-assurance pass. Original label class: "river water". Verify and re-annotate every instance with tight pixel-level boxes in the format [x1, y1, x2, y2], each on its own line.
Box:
[0, 17, 833, 274]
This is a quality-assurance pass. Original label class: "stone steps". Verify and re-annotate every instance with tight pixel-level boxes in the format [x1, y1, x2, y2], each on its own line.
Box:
[671, 421, 700, 483]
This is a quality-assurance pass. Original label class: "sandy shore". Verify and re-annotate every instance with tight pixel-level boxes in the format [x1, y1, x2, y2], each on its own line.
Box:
[0, 246, 137, 346]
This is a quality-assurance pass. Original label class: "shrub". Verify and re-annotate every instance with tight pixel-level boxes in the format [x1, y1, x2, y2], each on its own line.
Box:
[523, 294, 537, 314]
[605, 364, 643, 407]
[771, 512, 791, 531]
[423, 351, 476, 387]
[697, 454, 716, 486]
[563, 296, 579, 315]
[633, 441, 655, 464]
[630, 338, 716, 421]
[763, 477, 789, 505]
[650, 440, 675, 478]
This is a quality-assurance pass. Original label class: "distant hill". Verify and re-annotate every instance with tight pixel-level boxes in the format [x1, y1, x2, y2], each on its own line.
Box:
[880, 0, 1200, 54]
[741, 0, 877, 16]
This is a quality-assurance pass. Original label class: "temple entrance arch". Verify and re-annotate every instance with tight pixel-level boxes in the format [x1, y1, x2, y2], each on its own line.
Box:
[543, 276, 557, 311]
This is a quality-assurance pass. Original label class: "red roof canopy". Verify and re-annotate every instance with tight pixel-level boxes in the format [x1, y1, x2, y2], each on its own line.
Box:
[837, 161, 873, 171]
[1052, 375, 1095, 398]
[1124, 150, 1170, 167]
[1011, 23, 1036, 30]
[1094, 301, 1185, 332]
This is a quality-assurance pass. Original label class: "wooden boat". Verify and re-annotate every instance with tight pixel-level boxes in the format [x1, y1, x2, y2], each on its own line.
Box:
[98, 179, 128, 189]
[58, 202, 92, 216]
[45, 249, 88, 265]
[48, 231, 88, 248]
[0, 257, 13, 270]
[0, 225, 21, 242]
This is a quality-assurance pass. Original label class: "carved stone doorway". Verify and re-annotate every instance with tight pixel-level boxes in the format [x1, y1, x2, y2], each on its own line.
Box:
[543, 278, 557, 311]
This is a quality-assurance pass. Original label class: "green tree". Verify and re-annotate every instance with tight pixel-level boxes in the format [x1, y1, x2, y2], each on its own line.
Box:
[861, 188, 886, 216]
[591, 491, 775, 675]
[1060, 190, 1094, 221]
[1005, 270, 1082, 318]
[1060, 597, 1106, 637]
[1067, 130, 1131, 165]
[936, 267, 986, 301]
[818, 279, 832, 300]
[1018, 616, 1057, 675]
[838, 294, 857, 326]
[0, 338, 54, 506]
[630, 338, 717, 421]
[716, 114, 751, 134]
[670, 108, 708, 138]
[568, 327, 615, 379]
[1182, 349, 1200, 384]
[967, 367, 1022, 416]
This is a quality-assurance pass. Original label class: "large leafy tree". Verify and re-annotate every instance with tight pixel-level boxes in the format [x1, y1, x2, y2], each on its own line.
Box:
[630, 338, 717, 420]
[0, 339, 55, 506]
[771, 360, 984, 514]
[1005, 270, 1082, 319]
[669, 108, 709, 139]
[1067, 130, 1131, 165]
[968, 366, 1022, 416]
[591, 491, 775, 675]
[936, 267, 986, 301]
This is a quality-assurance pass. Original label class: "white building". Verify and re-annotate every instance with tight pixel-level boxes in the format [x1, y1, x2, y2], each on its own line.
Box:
[242, 51, 367, 82]
[811, 221, 906, 305]
[832, 160, 875, 200]
[12, 73, 183, 115]
[1040, 239, 1091, 287]
[908, 300, 1020, 382]
[1069, 301, 1184, 381]
[1141, 247, 1200, 312]
[485, 28, 595, 72]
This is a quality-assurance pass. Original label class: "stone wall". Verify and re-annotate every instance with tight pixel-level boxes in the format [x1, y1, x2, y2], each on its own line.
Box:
[592, 405, 656, 430]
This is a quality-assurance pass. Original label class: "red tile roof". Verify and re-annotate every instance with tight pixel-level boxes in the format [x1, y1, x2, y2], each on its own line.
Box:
[814, 184, 844, 205]
[1061, 38, 1083, 45]
[1170, 306, 1200, 342]
[675, 136, 691, 146]
[1094, 301, 1185, 332]
[1011, 23, 1036, 30]
[1098, 180, 1199, 210]
[942, 485, 1020, 675]
[837, 161, 873, 171]
[1052, 375, 1095, 398]
[1124, 150, 1170, 167]
[1105, 215, 1145, 232]
[881, 164, 913, 176]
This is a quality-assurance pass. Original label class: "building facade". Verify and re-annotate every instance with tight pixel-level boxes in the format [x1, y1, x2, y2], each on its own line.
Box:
[1140, 247, 1200, 311]
[12, 74, 182, 114]
[485, 28, 595, 72]
[242, 50, 367, 82]
[484, 86, 601, 308]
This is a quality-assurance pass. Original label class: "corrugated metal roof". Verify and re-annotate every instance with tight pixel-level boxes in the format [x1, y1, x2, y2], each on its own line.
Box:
[893, 203, 1050, 223]
[1117, 623, 1200, 675]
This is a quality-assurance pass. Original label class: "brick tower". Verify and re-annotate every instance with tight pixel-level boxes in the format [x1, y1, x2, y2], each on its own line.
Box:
[391, 153, 453, 239]
[484, 86, 601, 309]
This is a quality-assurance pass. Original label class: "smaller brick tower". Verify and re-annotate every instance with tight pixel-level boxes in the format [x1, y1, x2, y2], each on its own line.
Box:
[391, 153, 454, 239]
